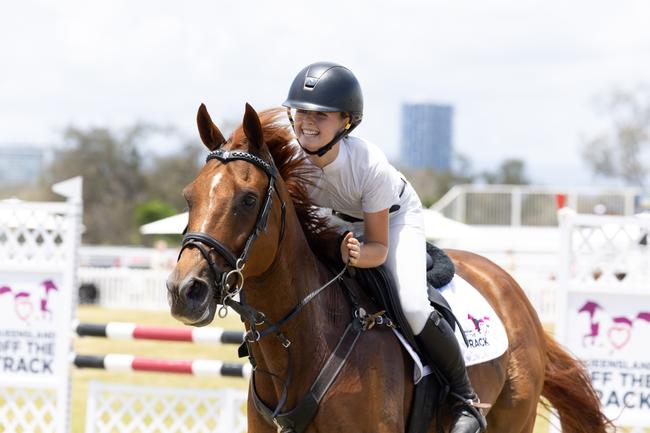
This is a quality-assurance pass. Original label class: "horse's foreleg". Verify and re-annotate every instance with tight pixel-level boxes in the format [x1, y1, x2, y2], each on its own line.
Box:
[315, 329, 410, 433]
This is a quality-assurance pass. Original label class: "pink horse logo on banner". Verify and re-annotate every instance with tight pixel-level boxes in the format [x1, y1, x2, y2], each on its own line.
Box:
[0, 280, 59, 322]
[579, 300, 650, 350]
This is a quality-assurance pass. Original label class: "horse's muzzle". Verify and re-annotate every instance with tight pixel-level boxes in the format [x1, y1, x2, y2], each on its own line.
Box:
[167, 273, 219, 326]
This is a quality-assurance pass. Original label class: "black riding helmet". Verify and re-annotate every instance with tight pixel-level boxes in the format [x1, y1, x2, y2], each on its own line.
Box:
[283, 62, 363, 157]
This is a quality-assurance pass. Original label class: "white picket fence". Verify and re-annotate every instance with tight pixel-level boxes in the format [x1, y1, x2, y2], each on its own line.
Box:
[85, 382, 247, 433]
[78, 267, 171, 310]
[77, 265, 558, 324]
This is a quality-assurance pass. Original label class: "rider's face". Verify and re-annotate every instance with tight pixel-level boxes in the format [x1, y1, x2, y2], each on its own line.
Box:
[293, 110, 349, 151]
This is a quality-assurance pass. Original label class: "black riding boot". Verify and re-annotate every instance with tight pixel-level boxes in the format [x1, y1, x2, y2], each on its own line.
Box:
[415, 310, 487, 433]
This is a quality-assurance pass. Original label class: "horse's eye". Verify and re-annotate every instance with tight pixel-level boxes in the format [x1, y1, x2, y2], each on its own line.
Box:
[242, 194, 257, 207]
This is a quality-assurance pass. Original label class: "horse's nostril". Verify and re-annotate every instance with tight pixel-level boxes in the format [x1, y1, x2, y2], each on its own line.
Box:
[183, 278, 209, 304]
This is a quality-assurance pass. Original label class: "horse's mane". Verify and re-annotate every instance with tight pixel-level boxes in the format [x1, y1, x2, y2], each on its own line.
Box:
[230, 108, 343, 265]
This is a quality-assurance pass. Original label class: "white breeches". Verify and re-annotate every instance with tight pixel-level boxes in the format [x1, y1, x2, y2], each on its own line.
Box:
[349, 184, 432, 334]
[383, 209, 431, 334]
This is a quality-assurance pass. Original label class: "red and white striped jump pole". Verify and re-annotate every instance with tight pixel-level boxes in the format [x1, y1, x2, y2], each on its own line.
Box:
[73, 321, 244, 345]
[72, 353, 251, 379]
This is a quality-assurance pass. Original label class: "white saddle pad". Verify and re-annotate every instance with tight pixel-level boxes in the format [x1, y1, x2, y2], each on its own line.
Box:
[439, 275, 509, 366]
[397, 274, 509, 383]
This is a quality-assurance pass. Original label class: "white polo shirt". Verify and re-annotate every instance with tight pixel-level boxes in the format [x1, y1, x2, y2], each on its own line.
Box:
[306, 136, 406, 220]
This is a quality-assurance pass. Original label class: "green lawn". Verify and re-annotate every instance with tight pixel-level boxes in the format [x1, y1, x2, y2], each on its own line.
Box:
[72, 306, 552, 433]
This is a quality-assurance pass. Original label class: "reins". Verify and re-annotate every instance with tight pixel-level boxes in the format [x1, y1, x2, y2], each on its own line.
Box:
[238, 265, 348, 343]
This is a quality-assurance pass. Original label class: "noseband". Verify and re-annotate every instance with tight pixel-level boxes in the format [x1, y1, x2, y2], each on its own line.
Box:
[179, 149, 285, 312]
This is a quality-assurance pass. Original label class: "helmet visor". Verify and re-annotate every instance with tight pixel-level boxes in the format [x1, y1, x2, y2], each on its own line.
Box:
[282, 98, 341, 112]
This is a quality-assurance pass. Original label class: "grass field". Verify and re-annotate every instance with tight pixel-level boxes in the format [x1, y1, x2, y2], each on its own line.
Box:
[72, 306, 553, 433]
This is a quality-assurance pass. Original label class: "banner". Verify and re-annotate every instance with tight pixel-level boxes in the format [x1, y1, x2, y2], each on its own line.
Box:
[0, 272, 67, 382]
[565, 291, 650, 425]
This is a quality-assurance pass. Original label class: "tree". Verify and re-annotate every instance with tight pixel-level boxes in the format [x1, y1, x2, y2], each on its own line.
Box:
[480, 159, 530, 185]
[134, 198, 181, 246]
[134, 199, 177, 227]
[582, 87, 650, 187]
[41, 124, 150, 244]
[141, 140, 203, 211]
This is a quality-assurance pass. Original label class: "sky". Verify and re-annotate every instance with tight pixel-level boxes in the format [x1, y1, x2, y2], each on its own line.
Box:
[2, 0, 650, 186]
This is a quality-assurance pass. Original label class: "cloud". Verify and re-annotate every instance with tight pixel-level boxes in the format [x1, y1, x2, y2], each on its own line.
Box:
[1, 0, 650, 184]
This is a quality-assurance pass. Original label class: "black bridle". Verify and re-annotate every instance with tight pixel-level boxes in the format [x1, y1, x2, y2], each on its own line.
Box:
[179, 149, 286, 312]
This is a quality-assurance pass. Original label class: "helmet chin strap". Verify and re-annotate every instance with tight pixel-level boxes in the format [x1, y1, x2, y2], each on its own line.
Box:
[301, 128, 348, 157]
[287, 109, 357, 158]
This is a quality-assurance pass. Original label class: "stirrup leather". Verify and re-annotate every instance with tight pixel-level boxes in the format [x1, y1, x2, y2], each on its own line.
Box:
[452, 396, 488, 433]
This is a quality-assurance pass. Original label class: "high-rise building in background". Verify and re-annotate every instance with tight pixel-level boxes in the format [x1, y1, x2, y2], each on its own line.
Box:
[401, 103, 453, 171]
[0, 145, 46, 186]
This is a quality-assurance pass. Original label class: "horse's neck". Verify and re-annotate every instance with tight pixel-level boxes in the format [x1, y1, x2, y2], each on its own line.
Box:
[244, 221, 351, 407]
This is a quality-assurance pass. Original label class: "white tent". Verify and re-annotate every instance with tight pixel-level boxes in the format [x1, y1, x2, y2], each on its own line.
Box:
[139, 212, 188, 235]
[421, 209, 475, 241]
[139, 209, 476, 239]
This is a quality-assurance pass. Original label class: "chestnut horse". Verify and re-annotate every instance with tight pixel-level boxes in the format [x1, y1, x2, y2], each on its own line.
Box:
[167, 103, 612, 433]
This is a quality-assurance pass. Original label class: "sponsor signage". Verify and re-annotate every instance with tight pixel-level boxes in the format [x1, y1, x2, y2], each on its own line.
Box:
[565, 292, 650, 424]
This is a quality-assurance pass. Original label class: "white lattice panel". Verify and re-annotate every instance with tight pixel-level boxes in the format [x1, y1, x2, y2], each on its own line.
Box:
[85, 382, 247, 433]
[0, 203, 71, 267]
[0, 386, 58, 433]
[1, 190, 81, 433]
[563, 213, 650, 290]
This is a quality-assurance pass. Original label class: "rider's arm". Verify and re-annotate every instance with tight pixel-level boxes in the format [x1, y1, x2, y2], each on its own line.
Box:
[341, 208, 389, 268]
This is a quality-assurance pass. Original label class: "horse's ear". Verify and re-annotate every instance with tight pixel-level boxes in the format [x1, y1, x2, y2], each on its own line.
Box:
[242, 103, 263, 151]
[196, 103, 226, 151]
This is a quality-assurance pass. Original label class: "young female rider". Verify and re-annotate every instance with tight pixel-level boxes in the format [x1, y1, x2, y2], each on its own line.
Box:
[283, 62, 487, 433]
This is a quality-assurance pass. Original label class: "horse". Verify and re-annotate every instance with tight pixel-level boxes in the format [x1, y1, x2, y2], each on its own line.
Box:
[166, 103, 612, 433]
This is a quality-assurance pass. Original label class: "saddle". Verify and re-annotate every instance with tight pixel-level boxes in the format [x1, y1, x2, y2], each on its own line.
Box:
[355, 241, 458, 337]
[353, 241, 458, 433]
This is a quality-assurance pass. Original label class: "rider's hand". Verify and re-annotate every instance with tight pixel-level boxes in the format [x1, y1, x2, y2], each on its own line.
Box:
[340, 232, 361, 266]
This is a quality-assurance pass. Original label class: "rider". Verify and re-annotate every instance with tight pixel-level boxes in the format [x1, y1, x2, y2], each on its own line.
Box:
[283, 61, 487, 433]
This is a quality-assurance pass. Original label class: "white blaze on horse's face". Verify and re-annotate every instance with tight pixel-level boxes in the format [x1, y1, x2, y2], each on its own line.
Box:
[200, 172, 223, 232]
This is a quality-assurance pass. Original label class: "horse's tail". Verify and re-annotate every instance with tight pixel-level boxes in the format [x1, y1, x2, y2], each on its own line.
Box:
[540, 332, 614, 433]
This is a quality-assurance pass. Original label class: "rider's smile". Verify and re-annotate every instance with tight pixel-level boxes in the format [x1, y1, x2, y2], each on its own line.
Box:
[294, 110, 347, 152]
